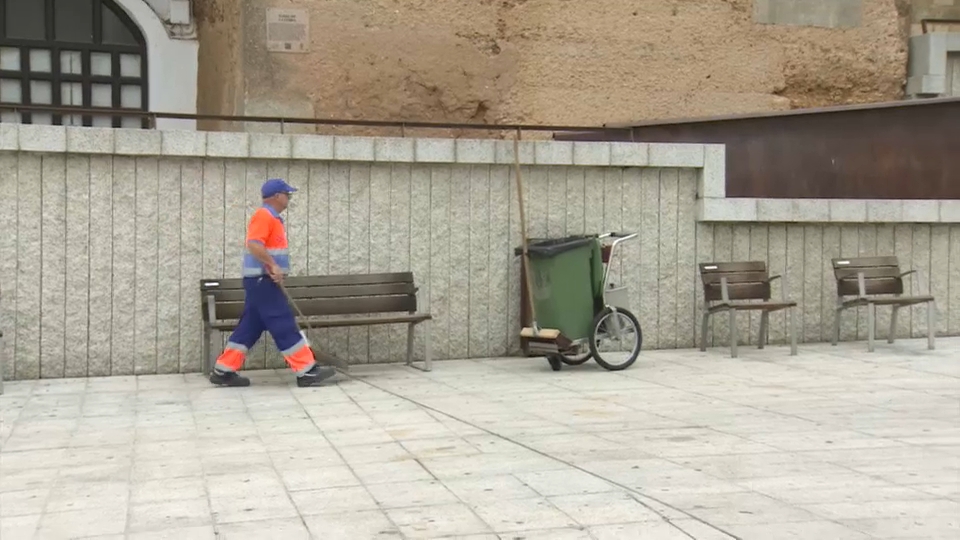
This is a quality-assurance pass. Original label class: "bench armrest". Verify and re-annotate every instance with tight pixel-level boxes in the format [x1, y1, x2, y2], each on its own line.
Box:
[900, 269, 926, 295]
[768, 274, 790, 302]
[901, 268, 930, 296]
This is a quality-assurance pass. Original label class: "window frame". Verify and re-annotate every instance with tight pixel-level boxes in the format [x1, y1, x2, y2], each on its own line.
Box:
[0, 0, 149, 128]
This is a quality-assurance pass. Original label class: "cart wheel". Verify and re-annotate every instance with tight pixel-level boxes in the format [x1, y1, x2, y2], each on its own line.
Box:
[560, 342, 593, 365]
[547, 355, 563, 371]
[589, 307, 642, 371]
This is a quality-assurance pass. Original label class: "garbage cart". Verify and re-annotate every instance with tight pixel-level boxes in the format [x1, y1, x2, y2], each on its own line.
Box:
[518, 233, 643, 372]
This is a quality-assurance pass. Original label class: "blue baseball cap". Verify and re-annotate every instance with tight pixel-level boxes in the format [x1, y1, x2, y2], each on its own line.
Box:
[261, 178, 297, 198]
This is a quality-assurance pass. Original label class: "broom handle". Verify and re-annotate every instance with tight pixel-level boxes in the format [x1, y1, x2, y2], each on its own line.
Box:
[279, 280, 313, 331]
[514, 136, 539, 329]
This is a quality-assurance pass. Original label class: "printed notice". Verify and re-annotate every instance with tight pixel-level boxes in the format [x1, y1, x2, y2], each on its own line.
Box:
[266, 8, 309, 53]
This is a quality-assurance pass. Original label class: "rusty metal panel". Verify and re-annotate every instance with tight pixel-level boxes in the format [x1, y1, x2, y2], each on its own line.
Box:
[557, 98, 960, 200]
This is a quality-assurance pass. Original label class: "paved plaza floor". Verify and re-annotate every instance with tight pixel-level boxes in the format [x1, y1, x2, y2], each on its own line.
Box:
[1, 338, 958, 539]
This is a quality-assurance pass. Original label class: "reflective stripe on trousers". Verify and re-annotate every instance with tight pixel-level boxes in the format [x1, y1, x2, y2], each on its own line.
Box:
[213, 276, 316, 374]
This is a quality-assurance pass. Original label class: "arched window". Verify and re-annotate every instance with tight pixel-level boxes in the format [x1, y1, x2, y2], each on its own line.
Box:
[0, 0, 148, 128]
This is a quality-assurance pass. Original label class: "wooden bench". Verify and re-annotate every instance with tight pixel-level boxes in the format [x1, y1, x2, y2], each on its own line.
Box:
[831, 256, 936, 352]
[698, 261, 798, 358]
[200, 272, 433, 374]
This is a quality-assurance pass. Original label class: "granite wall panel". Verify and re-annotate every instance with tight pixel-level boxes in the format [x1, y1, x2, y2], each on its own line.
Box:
[87, 156, 113, 377]
[657, 170, 679, 350]
[16, 154, 41, 379]
[1, 128, 957, 380]
[40, 154, 66, 378]
[0, 154, 16, 381]
[65, 156, 91, 378]
[110, 156, 137, 376]
[156, 159, 182, 374]
[134, 157, 159, 375]
[950, 227, 960, 335]
[306, 162, 332, 360]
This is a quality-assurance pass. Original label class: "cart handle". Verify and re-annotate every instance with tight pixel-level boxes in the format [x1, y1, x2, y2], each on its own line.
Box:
[598, 232, 638, 241]
[600, 232, 637, 291]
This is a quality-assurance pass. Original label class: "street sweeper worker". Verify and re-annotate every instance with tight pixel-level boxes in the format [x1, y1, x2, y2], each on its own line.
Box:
[208, 178, 336, 388]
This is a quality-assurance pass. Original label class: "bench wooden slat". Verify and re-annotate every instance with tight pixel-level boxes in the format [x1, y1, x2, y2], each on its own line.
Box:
[862, 295, 934, 306]
[722, 301, 796, 311]
[209, 294, 418, 321]
[295, 295, 418, 316]
[199, 272, 414, 292]
[837, 278, 903, 297]
[206, 282, 416, 303]
[284, 273, 414, 287]
[703, 282, 771, 302]
[699, 261, 772, 302]
[834, 266, 901, 280]
[700, 271, 770, 285]
[832, 256, 908, 297]
[699, 261, 766, 273]
[209, 313, 432, 331]
[832, 256, 900, 269]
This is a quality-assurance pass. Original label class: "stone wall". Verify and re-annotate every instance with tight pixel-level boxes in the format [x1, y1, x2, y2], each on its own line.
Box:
[1, 124, 958, 380]
[195, 0, 909, 129]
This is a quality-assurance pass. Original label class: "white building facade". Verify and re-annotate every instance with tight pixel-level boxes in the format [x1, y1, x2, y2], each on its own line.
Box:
[0, 0, 197, 130]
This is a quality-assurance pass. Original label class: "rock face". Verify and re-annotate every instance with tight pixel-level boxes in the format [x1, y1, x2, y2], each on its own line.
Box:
[196, 0, 911, 129]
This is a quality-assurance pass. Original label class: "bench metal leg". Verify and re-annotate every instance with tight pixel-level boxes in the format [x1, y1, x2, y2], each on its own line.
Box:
[405, 323, 415, 366]
[405, 320, 433, 372]
[867, 303, 876, 352]
[889, 305, 899, 344]
[700, 312, 710, 352]
[202, 325, 212, 375]
[729, 310, 738, 358]
[832, 307, 842, 346]
[789, 307, 797, 356]
[424, 321, 432, 372]
[758, 312, 769, 350]
[928, 301, 936, 350]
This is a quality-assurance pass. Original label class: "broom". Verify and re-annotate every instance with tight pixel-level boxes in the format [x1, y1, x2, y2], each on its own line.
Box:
[513, 136, 572, 355]
[278, 280, 350, 372]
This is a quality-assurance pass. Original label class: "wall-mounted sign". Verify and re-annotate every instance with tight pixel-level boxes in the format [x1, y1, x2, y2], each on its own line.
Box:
[266, 8, 309, 53]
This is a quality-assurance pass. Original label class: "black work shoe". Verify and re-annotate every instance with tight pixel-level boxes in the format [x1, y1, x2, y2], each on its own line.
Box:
[296, 364, 337, 387]
[209, 369, 251, 387]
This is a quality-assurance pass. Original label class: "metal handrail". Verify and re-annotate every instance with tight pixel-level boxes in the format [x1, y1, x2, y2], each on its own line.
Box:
[0, 103, 633, 136]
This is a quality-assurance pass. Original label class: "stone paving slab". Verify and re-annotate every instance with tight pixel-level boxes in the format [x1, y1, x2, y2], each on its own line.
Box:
[1, 338, 959, 539]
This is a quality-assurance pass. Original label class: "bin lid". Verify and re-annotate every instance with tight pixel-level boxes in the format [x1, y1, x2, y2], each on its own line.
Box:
[514, 235, 596, 257]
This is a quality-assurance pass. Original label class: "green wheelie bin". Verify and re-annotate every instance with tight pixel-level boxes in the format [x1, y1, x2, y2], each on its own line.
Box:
[518, 235, 605, 343]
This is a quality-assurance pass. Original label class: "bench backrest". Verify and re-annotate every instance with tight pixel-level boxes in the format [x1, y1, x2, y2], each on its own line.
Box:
[699, 261, 771, 302]
[200, 272, 418, 322]
[832, 256, 903, 297]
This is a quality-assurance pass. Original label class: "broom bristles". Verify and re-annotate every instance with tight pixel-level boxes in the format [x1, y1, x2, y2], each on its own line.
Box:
[520, 326, 574, 353]
[520, 326, 561, 340]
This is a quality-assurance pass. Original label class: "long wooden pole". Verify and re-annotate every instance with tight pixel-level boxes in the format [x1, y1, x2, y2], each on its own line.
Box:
[514, 135, 539, 332]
